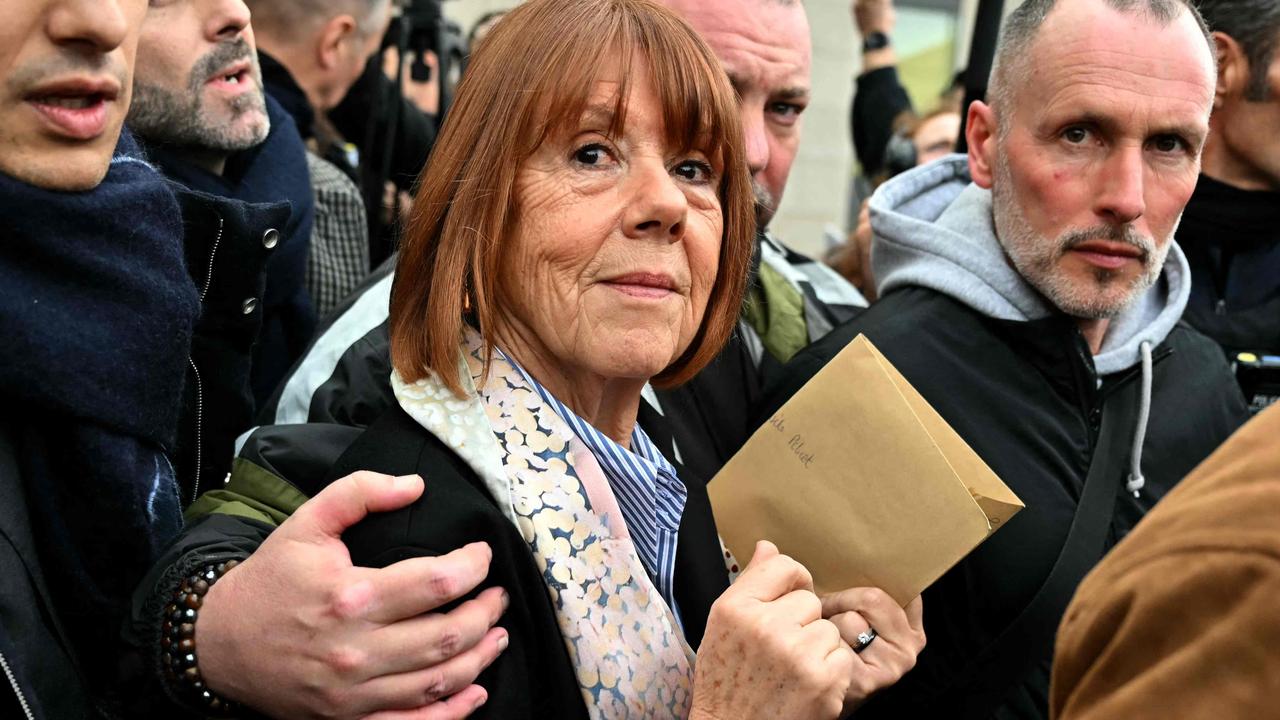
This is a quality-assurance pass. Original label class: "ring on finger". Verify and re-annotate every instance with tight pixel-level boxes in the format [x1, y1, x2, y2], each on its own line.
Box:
[854, 628, 878, 654]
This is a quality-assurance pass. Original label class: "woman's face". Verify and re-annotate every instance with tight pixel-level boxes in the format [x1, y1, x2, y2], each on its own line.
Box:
[496, 69, 723, 385]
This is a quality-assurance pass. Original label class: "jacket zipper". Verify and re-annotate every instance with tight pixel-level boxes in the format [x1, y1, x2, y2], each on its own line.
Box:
[0, 650, 36, 720]
[200, 216, 223, 301]
[188, 215, 223, 503]
[188, 356, 205, 504]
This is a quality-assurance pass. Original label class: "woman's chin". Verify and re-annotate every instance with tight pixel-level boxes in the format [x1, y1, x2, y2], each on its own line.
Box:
[586, 341, 682, 383]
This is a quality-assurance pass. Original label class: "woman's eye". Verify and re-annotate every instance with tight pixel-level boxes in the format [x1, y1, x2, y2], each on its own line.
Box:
[673, 159, 713, 183]
[572, 144, 612, 166]
[1062, 127, 1089, 144]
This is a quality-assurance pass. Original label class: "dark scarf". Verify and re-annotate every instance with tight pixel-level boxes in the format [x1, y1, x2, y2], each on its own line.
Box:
[141, 92, 317, 404]
[0, 130, 200, 688]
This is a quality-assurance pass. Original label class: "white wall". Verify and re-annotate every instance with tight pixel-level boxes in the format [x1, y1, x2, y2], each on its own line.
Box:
[768, 0, 858, 258]
[445, 1, 516, 37]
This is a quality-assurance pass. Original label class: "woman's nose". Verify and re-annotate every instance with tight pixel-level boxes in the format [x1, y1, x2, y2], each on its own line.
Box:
[624, 162, 687, 242]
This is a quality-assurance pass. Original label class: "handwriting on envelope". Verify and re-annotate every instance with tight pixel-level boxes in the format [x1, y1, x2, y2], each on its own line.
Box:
[709, 334, 1023, 605]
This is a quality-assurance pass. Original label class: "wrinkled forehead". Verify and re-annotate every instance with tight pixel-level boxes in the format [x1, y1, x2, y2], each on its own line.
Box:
[665, 0, 810, 96]
[1017, 5, 1215, 126]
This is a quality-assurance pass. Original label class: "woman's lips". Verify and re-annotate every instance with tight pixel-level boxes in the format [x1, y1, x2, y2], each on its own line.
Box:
[602, 272, 678, 299]
[29, 95, 110, 141]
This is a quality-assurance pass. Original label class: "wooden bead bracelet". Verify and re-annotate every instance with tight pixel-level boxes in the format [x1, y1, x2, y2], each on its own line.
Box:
[161, 559, 240, 715]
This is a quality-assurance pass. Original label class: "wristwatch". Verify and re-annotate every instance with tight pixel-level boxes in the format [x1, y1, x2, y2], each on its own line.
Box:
[863, 31, 891, 52]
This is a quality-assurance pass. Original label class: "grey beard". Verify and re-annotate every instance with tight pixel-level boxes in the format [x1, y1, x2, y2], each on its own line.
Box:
[752, 177, 776, 231]
[991, 152, 1171, 319]
[129, 38, 269, 153]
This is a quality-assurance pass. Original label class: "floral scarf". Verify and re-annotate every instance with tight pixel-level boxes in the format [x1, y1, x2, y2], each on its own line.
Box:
[392, 330, 695, 718]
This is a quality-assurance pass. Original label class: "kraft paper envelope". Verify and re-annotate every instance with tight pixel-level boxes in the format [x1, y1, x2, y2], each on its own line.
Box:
[709, 334, 1023, 605]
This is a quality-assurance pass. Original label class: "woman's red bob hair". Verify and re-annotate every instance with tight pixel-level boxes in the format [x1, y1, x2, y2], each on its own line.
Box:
[389, 0, 755, 396]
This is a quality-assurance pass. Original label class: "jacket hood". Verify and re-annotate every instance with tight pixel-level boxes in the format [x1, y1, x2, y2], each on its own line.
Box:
[869, 154, 1191, 376]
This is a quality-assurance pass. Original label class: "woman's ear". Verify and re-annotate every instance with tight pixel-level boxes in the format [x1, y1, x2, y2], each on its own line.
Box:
[966, 99, 998, 189]
[316, 15, 359, 71]
[1212, 30, 1246, 109]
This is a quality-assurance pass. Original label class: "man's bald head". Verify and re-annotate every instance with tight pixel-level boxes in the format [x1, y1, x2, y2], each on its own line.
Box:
[247, 0, 391, 112]
[247, 0, 390, 41]
[988, 0, 1215, 131]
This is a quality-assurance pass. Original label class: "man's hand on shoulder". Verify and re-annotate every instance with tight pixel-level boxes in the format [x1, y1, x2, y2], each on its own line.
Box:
[196, 471, 509, 719]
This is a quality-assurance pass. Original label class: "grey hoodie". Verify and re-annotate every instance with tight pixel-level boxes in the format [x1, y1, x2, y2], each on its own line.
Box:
[868, 154, 1191, 377]
[867, 154, 1195, 494]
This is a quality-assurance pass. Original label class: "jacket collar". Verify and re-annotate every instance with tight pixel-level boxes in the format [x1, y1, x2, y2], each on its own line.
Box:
[258, 50, 315, 140]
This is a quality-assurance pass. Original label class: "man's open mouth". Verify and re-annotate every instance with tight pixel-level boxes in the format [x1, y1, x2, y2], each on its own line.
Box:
[34, 94, 106, 109]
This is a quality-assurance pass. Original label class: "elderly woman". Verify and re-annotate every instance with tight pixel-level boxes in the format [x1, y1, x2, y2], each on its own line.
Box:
[335, 0, 922, 717]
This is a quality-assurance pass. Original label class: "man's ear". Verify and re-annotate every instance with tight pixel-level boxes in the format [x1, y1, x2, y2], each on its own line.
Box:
[967, 99, 998, 189]
[1212, 30, 1246, 108]
[317, 15, 359, 71]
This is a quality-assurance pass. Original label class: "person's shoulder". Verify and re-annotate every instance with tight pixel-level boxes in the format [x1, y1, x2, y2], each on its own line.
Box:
[1054, 546, 1280, 719]
[1159, 321, 1247, 401]
[1053, 407, 1280, 719]
[326, 403, 474, 486]
[260, 265, 395, 426]
[336, 404, 520, 568]
[305, 152, 358, 193]
[794, 286, 972, 368]
[757, 287, 966, 418]
[1164, 320, 1233, 365]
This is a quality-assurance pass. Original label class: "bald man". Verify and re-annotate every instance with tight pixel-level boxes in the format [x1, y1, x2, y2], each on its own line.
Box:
[761, 0, 1248, 716]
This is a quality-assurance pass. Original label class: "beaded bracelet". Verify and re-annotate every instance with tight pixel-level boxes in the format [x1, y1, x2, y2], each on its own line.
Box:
[161, 558, 240, 715]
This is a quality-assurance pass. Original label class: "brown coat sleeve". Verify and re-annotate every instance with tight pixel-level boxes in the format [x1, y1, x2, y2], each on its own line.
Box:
[1051, 405, 1280, 719]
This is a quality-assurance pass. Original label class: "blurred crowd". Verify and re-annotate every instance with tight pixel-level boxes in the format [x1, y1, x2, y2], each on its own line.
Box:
[2, 0, 1278, 719]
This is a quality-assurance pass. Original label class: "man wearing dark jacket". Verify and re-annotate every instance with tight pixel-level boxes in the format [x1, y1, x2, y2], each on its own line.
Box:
[0, 1, 281, 717]
[761, 0, 1249, 717]
[1177, 0, 1280, 411]
[1, 6, 180, 717]
[128, 0, 317, 406]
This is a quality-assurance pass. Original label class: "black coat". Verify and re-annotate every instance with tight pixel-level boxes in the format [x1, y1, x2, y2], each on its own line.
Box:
[125, 391, 729, 718]
[331, 402, 730, 718]
[1179, 174, 1280, 358]
[142, 93, 318, 406]
[760, 286, 1249, 719]
[0, 419, 93, 720]
[172, 186, 289, 504]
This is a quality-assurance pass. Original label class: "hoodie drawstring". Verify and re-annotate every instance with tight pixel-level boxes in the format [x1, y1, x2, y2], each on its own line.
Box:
[1126, 341, 1153, 497]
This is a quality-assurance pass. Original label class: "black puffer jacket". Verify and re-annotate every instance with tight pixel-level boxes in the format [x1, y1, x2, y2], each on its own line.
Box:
[761, 289, 1248, 719]
[759, 157, 1251, 719]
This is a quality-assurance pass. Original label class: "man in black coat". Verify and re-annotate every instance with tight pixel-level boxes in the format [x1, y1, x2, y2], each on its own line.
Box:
[127, 0, 317, 406]
[761, 0, 1250, 717]
[0, 1, 279, 717]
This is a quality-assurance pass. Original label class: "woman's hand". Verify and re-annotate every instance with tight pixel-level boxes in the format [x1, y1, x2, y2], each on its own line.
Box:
[821, 589, 926, 714]
[691, 541, 855, 720]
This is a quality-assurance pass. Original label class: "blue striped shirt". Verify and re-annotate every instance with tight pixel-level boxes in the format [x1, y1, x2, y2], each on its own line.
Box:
[505, 357, 687, 622]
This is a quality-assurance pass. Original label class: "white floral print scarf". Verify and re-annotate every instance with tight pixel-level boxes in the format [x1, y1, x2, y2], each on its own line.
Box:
[392, 330, 695, 718]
